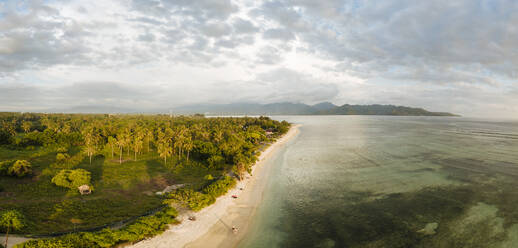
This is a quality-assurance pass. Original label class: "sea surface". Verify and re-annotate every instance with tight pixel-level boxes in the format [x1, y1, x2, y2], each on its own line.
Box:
[239, 116, 518, 248]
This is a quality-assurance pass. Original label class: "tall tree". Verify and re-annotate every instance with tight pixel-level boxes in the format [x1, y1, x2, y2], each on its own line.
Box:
[81, 127, 98, 164]
[184, 135, 193, 162]
[107, 136, 117, 159]
[145, 129, 153, 153]
[21, 121, 32, 133]
[0, 210, 25, 248]
[116, 134, 127, 164]
[133, 130, 144, 161]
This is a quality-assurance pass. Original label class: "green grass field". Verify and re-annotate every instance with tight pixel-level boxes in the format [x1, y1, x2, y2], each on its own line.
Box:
[0, 146, 221, 235]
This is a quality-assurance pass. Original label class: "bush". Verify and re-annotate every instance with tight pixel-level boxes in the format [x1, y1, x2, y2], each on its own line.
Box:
[166, 189, 215, 211]
[15, 207, 179, 248]
[165, 176, 236, 212]
[55, 153, 70, 163]
[51, 169, 91, 190]
[56, 147, 68, 153]
[8, 160, 32, 177]
[0, 160, 14, 176]
[202, 176, 236, 198]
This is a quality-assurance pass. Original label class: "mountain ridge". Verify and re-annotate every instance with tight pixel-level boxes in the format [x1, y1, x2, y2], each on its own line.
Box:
[170, 102, 458, 116]
[37, 102, 458, 116]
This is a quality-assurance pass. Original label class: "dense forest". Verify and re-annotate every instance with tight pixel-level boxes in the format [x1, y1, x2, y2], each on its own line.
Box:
[0, 112, 289, 247]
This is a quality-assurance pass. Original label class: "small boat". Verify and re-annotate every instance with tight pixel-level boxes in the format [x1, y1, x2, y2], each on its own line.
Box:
[232, 195, 238, 198]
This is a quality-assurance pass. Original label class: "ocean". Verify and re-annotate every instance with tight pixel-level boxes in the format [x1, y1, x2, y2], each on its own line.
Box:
[239, 116, 518, 248]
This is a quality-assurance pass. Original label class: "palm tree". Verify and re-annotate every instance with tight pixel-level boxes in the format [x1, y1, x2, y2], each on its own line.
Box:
[107, 136, 117, 159]
[21, 121, 31, 133]
[133, 134, 144, 161]
[0, 210, 25, 248]
[184, 136, 193, 161]
[81, 127, 97, 164]
[116, 134, 126, 164]
[157, 139, 172, 165]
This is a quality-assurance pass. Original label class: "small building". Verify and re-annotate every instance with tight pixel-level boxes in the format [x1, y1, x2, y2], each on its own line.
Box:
[265, 129, 275, 136]
[78, 185, 92, 195]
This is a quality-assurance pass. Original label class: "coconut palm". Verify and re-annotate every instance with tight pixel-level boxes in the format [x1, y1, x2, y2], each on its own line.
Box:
[0, 210, 24, 248]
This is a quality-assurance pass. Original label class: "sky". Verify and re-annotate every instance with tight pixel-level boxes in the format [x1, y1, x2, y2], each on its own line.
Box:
[0, 0, 517, 118]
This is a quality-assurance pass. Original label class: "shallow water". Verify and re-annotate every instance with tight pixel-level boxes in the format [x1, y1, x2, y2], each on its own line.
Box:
[239, 116, 518, 248]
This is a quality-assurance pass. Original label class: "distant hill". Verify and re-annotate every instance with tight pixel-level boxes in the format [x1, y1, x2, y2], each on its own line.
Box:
[311, 102, 338, 111]
[316, 104, 457, 116]
[171, 102, 457, 116]
[170, 102, 318, 115]
[37, 102, 456, 116]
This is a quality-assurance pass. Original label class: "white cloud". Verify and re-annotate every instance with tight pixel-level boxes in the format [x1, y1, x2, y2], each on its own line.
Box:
[0, 0, 517, 117]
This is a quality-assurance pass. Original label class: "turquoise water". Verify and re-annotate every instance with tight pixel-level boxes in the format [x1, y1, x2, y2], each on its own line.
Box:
[239, 116, 518, 248]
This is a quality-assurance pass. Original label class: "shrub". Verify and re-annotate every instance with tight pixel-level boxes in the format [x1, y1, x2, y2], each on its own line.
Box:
[51, 169, 91, 190]
[166, 189, 215, 211]
[56, 147, 68, 153]
[0, 160, 14, 176]
[15, 207, 178, 248]
[165, 177, 236, 212]
[202, 176, 236, 198]
[8, 160, 32, 177]
[55, 153, 70, 163]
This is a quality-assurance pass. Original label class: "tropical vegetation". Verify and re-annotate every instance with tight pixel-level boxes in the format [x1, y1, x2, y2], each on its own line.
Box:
[0, 112, 290, 247]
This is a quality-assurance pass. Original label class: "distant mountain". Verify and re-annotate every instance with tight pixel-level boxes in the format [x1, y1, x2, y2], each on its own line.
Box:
[316, 104, 457, 116]
[170, 102, 317, 115]
[171, 102, 457, 116]
[38, 102, 456, 116]
[311, 102, 337, 111]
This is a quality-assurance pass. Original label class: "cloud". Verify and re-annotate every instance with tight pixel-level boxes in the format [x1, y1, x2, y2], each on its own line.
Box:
[232, 18, 259, 34]
[0, 3, 92, 73]
[263, 28, 296, 41]
[0, 0, 517, 117]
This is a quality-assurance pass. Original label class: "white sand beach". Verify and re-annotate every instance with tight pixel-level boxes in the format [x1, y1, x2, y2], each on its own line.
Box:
[130, 125, 300, 248]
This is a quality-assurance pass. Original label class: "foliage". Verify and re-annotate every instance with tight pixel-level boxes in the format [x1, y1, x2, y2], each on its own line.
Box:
[15, 206, 178, 248]
[55, 153, 70, 163]
[1, 209, 25, 248]
[0, 113, 290, 236]
[51, 169, 91, 190]
[7, 160, 32, 177]
[0, 160, 14, 176]
[165, 189, 215, 212]
[165, 176, 236, 212]
[0, 210, 25, 232]
[202, 176, 236, 198]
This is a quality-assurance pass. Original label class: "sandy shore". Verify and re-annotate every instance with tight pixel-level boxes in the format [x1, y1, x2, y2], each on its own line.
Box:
[0, 235, 32, 248]
[130, 125, 300, 248]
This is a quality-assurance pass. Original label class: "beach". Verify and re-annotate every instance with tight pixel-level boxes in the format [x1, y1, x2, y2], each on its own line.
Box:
[130, 124, 300, 248]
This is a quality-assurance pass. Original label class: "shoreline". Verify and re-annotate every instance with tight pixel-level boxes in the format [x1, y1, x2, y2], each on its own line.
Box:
[130, 124, 300, 248]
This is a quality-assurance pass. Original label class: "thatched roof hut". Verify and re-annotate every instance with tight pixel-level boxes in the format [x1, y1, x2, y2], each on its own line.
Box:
[78, 184, 91, 195]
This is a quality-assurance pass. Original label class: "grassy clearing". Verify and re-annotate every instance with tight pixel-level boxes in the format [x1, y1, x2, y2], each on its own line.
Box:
[0, 147, 219, 235]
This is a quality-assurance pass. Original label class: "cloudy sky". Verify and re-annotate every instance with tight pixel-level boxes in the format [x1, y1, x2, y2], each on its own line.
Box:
[1, 0, 517, 118]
